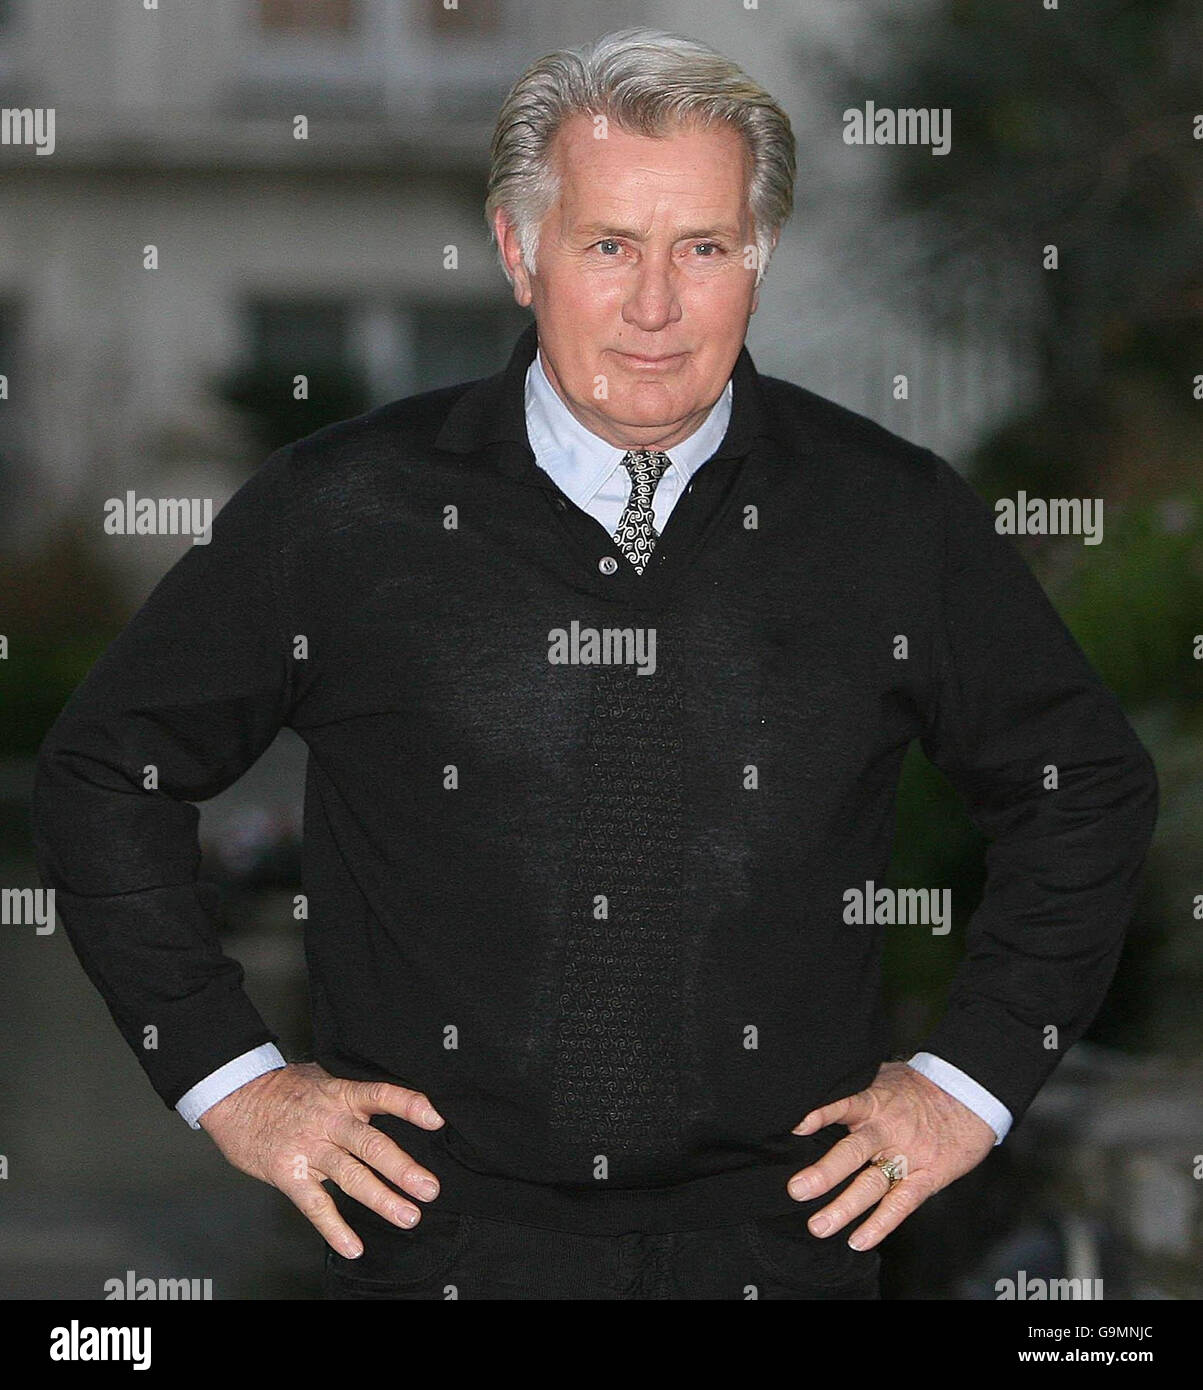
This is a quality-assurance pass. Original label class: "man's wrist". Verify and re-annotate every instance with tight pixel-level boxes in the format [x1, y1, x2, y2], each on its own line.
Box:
[906, 1052, 1012, 1144]
[176, 1044, 288, 1130]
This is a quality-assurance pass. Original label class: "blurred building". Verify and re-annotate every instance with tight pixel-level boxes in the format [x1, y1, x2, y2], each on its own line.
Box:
[0, 0, 1035, 594]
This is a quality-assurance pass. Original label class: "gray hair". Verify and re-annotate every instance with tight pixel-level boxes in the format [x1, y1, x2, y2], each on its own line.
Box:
[485, 27, 795, 290]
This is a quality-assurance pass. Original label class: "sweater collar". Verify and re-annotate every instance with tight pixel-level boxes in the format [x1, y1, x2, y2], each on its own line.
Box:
[434, 319, 782, 472]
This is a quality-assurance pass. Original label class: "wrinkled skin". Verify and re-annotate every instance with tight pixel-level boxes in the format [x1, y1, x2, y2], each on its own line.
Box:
[787, 1060, 996, 1249]
[200, 1062, 445, 1258]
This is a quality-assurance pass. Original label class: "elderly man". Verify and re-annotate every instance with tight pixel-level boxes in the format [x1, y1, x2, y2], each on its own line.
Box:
[32, 28, 1157, 1301]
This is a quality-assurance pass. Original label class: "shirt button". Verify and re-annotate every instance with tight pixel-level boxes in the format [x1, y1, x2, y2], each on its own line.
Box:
[598, 556, 619, 575]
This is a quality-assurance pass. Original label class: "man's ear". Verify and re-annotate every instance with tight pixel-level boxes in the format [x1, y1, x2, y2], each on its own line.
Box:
[494, 210, 533, 308]
[749, 226, 781, 314]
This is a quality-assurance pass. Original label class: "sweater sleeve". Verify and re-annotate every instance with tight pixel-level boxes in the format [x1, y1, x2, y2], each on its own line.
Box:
[30, 447, 301, 1110]
[913, 454, 1159, 1128]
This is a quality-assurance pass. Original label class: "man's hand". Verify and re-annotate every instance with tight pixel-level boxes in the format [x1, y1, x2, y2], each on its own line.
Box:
[198, 1062, 445, 1258]
[786, 1060, 995, 1251]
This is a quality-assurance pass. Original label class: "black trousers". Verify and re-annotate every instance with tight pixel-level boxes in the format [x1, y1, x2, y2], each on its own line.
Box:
[321, 1199, 882, 1301]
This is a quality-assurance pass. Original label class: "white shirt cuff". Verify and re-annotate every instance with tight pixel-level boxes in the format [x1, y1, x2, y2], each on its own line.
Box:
[906, 1052, 1012, 1145]
[176, 1043, 287, 1129]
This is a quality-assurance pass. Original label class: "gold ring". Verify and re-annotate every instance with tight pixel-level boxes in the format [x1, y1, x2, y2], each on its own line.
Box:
[872, 1155, 904, 1189]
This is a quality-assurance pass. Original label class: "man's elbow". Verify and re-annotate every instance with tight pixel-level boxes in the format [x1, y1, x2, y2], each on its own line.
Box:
[29, 731, 72, 884]
[1125, 738, 1160, 846]
[28, 713, 108, 883]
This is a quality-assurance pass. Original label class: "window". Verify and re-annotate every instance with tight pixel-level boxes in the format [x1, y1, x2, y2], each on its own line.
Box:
[424, 0, 501, 36]
[249, 299, 354, 369]
[218, 297, 369, 453]
[257, 0, 357, 34]
[408, 300, 528, 393]
[219, 295, 528, 451]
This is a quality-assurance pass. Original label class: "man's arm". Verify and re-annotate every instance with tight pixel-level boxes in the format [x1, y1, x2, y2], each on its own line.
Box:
[787, 452, 1158, 1247]
[29, 447, 445, 1252]
[31, 450, 300, 1105]
[911, 453, 1159, 1122]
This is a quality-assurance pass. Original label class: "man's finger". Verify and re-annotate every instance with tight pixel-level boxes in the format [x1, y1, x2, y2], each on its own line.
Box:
[787, 1126, 882, 1201]
[792, 1087, 875, 1136]
[279, 1178, 364, 1259]
[350, 1080, 444, 1128]
[846, 1175, 932, 1251]
[328, 1114, 440, 1203]
[804, 1161, 892, 1238]
[321, 1148, 423, 1229]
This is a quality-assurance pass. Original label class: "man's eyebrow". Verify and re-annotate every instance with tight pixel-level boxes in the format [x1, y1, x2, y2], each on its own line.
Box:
[574, 222, 741, 241]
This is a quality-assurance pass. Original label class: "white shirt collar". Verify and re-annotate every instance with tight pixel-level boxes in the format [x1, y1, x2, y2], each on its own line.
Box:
[524, 345, 733, 512]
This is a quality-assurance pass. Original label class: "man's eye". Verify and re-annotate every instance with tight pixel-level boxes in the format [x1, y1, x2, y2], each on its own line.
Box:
[590, 239, 723, 257]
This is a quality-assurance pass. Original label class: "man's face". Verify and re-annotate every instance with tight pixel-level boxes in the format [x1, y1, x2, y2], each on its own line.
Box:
[496, 114, 767, 452]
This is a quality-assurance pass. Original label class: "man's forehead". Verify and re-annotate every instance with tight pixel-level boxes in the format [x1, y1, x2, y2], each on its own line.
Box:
[552, 131, 749, 223]
[566, 214, 745, 240]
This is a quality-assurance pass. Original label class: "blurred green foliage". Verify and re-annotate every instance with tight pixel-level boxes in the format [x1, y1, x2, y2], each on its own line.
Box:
[0, 524, 123, 757]
[845, 0, 1203, 1052]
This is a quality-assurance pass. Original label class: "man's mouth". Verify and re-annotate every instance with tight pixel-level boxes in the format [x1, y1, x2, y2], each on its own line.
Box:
[614, 350, 687, 368]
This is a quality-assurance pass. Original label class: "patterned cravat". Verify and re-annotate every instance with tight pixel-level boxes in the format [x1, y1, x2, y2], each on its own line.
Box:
[613, 449, 673, 575]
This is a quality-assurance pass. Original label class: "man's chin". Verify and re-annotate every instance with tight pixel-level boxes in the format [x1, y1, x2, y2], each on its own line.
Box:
[610, 375, 692, 406]
[604, 395, 690, 431]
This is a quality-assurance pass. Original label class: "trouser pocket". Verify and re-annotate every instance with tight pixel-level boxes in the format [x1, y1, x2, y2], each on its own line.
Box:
[322, 1188, 471, 1300]
[741, 1211, 881, 1299]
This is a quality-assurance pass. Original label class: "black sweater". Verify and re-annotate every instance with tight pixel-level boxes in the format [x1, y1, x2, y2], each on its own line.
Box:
[31, 323, 1159, 1233]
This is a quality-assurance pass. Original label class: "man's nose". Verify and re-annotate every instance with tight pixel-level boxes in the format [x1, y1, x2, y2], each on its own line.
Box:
[621, 253, 682, 331]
